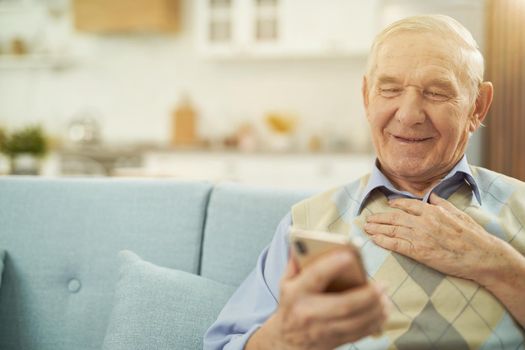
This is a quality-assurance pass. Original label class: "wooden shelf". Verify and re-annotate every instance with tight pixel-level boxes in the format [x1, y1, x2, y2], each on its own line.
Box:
[73, 0, 181, 33]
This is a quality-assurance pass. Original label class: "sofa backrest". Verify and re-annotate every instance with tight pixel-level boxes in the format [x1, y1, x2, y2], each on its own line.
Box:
[0, 177, 212, 350]
[200, 182, 312, 286]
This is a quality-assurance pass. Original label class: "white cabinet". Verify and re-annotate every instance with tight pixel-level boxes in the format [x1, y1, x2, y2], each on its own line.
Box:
[278, 0, 379, 57]
[380, 0, 486, 49]
[195, 0, 380, 59]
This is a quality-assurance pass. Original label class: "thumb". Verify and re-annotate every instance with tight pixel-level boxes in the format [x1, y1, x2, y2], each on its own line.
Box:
[297, 249, 354, 293]
[283, 248, 299, 281]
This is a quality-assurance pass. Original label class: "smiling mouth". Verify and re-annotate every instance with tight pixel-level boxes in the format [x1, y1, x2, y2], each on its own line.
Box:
[392, 135, 433, 143]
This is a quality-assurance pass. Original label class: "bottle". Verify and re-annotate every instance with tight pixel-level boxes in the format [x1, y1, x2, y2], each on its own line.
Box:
[171, 93, 197, 147]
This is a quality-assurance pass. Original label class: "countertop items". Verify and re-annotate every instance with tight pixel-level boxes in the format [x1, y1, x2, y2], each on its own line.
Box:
[40, 146, 375, 190]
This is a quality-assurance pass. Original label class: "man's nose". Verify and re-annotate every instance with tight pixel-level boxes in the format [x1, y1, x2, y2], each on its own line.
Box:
[395, 89, 425, 125]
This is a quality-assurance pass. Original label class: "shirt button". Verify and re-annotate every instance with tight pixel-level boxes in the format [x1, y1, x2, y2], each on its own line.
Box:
[68, 279, 81, 293]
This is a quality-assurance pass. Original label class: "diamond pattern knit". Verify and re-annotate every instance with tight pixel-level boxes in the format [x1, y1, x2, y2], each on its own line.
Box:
[291, 167, 525, 350]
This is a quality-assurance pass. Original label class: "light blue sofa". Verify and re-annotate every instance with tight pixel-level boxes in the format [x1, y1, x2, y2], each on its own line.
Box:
[0, 177, 311, 350]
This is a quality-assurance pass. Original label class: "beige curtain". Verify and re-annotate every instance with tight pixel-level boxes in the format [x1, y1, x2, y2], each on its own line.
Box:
[485, 0, 525, 180]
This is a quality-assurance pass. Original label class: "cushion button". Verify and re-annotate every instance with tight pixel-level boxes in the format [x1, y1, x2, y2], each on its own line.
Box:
[68, 279, 81, 293]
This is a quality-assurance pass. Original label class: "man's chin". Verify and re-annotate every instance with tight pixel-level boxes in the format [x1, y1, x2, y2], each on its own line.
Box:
[383, 159, 431, 178]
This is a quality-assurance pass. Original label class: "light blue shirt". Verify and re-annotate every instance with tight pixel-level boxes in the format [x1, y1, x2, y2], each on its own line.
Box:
[203, 156, 481, 350]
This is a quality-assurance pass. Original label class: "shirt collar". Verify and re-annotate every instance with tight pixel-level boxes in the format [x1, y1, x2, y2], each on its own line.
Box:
[357, 155, 481, 213]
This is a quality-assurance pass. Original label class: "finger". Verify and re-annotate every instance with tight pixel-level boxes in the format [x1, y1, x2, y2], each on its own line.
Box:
[388, 198, 425, 216]
[283, 248, 299, 281]
[367, 211, 414, 228]
[364, 222, 413, 239]
[301, 282, 385, 320]
[429, 193, 458, 212]
[327, 298, 389, 344]
[430, 193, 479, 229]
[370, 234, 414, 256]
[295, 250, 355, 293]
[281, 249, 299, 283]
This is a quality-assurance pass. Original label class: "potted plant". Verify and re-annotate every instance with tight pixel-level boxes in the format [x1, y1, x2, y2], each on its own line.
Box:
[0, 127, 6, 151]
[0, 126, 48, 175]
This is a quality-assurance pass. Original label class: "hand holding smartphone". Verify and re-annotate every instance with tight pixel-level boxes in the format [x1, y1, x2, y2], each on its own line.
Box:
[289, 227, 367, 292]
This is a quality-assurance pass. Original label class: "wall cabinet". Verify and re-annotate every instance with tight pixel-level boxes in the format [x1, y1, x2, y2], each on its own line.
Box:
[380, 0, 486, 48]
[73, 0, 181, 33]
[195, 0, 380, 59]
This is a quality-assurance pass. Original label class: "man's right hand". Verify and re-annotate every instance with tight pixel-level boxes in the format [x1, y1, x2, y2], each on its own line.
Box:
[246, 250, 390, 350]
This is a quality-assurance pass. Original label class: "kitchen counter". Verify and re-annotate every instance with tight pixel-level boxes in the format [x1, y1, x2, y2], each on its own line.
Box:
[134, 150, 375, 190]
[28, 147, 375, 190]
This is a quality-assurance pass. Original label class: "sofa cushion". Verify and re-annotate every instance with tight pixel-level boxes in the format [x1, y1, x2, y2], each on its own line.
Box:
[0, 177, 212, 350]
[201, 182, 312, 286]
[103, 250, 236, 350]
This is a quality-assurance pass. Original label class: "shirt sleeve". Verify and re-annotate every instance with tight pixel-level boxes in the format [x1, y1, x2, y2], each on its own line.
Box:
[203, 212, 292, 350]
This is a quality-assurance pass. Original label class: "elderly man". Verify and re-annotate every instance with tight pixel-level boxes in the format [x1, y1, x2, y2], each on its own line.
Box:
[204, 15, 525, 350]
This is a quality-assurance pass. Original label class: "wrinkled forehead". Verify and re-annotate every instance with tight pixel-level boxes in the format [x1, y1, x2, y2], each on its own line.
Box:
[371, 32, 468, 88]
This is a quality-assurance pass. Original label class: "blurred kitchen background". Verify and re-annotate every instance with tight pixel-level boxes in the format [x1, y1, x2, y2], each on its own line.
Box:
[0, 0, 523, 189]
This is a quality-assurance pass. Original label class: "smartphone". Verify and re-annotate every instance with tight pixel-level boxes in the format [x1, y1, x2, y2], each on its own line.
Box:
[289, 227, 367, 292]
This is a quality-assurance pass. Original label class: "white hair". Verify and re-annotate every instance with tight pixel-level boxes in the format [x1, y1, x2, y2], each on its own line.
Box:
[365, 14, 485, 103]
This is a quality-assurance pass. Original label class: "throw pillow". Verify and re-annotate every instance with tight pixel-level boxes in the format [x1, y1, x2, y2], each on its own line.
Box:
[102, 250, 236, 350]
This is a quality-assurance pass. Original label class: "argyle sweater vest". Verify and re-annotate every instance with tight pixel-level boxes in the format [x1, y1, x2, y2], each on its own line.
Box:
[291, 166, 525, 350]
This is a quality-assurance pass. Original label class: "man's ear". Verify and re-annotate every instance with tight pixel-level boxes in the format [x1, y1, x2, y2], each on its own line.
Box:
[469, 81, 494, 132]
[362, 76, 369, 109]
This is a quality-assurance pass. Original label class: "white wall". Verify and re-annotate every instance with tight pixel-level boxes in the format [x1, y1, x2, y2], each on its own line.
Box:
[0, 0, 486, 163]
[0, 1, 369, 149]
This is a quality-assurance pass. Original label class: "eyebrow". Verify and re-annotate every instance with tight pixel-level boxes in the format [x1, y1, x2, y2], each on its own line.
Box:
[376, 75, 401, 85]
[424, 78, 457, 92]
[376, 75, 458, 92]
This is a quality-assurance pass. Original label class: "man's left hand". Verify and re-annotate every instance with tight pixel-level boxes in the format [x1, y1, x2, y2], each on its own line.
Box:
[364, 193, 503, 284]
